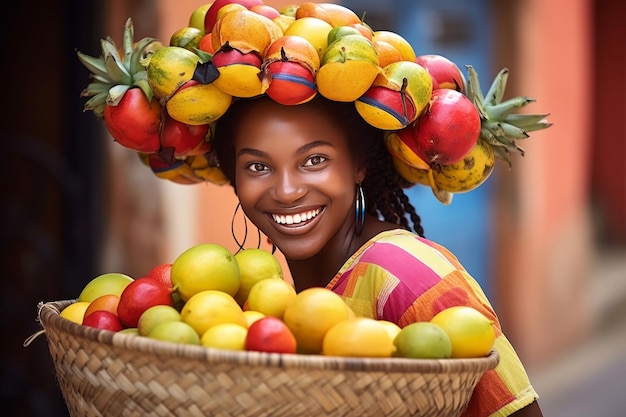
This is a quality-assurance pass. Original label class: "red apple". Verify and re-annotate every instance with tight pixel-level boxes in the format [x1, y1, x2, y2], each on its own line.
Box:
[245, 316, 297, 354]
[415, 54, 465, 93]
[83, 310, 125, 332]
[204, 0, 264, 34]
[160, 114, 210, 158]
[264, 61, 317, 105]
[117, 277, 174, 328]
[145, 263, 174, 290]
[250, 4, 280, 20]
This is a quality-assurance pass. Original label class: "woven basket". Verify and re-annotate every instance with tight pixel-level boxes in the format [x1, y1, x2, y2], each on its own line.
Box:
[34, 300, 499, 417]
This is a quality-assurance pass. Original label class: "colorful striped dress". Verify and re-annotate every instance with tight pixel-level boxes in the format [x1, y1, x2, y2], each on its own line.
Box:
[326, 229, 539, 417]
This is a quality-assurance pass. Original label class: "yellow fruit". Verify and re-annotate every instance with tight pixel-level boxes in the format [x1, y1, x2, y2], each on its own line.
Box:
[181, 290, 247, 336]
[322, 317, 395, 358]
[59, 302, 90, 324]
[393, 321, 452, 359]
[242, 310, 266, 327]
[383, 131, 431, 170]
[233, 248, 284, 306]
[317, 35, 380, 102]
[246, 278, 296, 319]
[430, 306, 496, 358]
[272, 14, 295, 33]
[431, 139, 496, 193]
[166, 81, 232, 125]
[77, 273, 134, 302]
[392, 157, 431, 186]
[372, 30, 416, 62]
[282, 287, 352, 354]
[200, 322, 247, 350]
[146, 46, 201, 100]
[372, 39, 403, 68]
[284, 17, 334, 58]
[377, 320, 402, 342]
[171, 243, 240, 301]
[211, 9, 282, 54]
[213, 58, 266, 98]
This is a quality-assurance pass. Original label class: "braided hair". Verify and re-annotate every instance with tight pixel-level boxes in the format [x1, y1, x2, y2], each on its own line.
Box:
[212, 95, 425, 237]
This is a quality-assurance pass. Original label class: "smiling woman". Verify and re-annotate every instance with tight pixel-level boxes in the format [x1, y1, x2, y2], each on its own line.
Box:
[211, 95, 543, 417]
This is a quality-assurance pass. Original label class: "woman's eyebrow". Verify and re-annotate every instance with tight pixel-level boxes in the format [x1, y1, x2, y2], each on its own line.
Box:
[296, 140, 333, 155]
[237, 148, 267, 158]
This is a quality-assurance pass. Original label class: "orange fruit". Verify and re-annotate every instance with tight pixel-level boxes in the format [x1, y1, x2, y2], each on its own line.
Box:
[84, 294, 120, 318]
[282, 287, 352, 354]
[430, 306, 496, 358]
[372, 31, 416, 62]
[322, 317, 395, 358]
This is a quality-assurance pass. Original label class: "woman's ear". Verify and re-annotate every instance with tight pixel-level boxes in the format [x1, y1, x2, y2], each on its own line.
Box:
[356, 165, 367, 184]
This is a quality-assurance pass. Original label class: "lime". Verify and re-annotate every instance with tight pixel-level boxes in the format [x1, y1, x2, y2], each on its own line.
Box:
[393, 321, 452, 359]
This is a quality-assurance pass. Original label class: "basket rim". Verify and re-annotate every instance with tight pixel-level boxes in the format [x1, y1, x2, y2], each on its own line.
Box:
[37, 299, 499, 373]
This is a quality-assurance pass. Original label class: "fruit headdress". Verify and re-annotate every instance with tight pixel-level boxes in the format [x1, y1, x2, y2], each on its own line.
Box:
[78, 1, 551, 204]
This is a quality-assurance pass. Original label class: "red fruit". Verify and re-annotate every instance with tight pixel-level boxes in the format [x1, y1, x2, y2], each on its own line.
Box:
[204, 0, 264, 33]
[146, 263, 174, 290]
[415, 54, 465, 93]
[250, 4, 280, 19]
[83, 310, 125, 332]
[160, 114, 210, 158]
[117, 277, 174, 328]
[245, 316, 297, 354]
[103, 88, 163, 153]
[264, 61, 317, 105]
[357, 85, 418, 127]
[212, 47, 263, 68]
[411, 89, 481, 167]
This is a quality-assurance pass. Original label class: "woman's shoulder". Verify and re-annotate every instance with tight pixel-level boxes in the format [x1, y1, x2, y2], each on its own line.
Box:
[354, 228, 465, 272]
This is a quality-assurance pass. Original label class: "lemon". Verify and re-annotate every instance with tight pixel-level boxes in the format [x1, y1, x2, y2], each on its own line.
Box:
[284, 17, 333, 58]
[246, 278, 296, 319]
[242, 310, 265, 327]
[282, 287, 352, 354]
[377, 320, 402, 342]
[171, 243, 240, 301]
[201, 322, 247, 350]
[180, 290, 247, 336]
[430, 306, 496, 358]
[393, 321, 452, 359]
[322, 317, 395, 358]
[59, 302, 90, 324]
[233, 248, 283, 306]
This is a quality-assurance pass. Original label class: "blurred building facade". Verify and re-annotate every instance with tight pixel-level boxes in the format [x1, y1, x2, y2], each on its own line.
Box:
[2, 0, 624, 416]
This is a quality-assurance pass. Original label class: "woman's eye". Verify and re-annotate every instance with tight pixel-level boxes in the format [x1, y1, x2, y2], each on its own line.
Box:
[304, 155, 327, 167]
[247, 162, 268, 172]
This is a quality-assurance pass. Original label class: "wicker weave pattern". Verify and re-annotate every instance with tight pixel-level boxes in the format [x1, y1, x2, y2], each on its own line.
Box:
[37, 300, 499, 417]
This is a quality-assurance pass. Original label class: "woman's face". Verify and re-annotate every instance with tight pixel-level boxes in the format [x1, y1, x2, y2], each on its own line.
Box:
[232, 99, 365, 260]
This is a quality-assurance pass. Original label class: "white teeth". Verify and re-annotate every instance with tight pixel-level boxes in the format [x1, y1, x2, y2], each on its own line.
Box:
[272, 209, 320, 225]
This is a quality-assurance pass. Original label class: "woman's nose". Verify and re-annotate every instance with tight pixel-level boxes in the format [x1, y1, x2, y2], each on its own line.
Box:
[271, 169, 306, 203]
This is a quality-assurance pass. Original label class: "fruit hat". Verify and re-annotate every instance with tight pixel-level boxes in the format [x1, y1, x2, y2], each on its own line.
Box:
[78, 1, 552, 204]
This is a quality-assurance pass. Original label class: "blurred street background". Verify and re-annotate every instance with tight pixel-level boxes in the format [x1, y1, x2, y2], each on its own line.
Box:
[2, 0, 625, 416]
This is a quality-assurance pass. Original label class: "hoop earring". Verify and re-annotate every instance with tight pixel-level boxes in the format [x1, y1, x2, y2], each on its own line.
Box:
[231, 202, 262, 253]
[355, 183, 366, 236]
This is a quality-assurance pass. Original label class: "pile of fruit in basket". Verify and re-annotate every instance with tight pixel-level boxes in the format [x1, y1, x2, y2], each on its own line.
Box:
[61, 243, 496, 359]
[77, 0, 551, 204]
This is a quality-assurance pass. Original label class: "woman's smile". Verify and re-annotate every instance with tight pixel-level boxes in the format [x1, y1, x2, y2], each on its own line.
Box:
[270, 207, 322, 226]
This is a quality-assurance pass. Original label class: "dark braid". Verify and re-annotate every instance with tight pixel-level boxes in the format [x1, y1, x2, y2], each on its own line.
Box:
[212, 95, 425, 237]
[361, 134, 425, 237]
